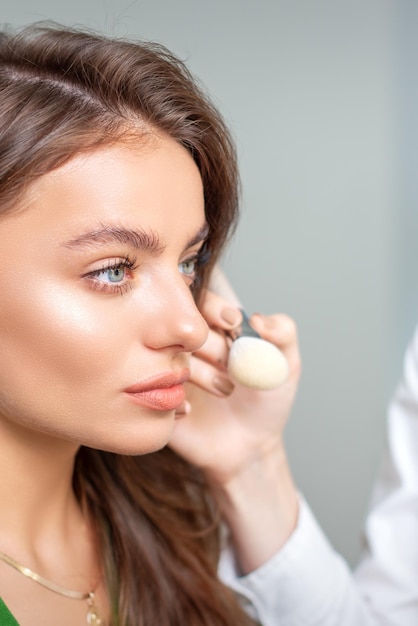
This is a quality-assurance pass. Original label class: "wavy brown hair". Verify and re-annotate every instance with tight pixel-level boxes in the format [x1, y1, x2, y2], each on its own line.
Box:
[0, 24, 255, 626]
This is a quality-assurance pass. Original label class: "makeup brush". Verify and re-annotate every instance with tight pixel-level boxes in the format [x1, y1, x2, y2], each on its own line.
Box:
[227, 310, 289, 390]
[209, 266, 289, 390]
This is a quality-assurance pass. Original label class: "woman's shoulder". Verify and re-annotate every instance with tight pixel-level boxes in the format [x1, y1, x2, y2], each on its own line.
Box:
[0, 598, 20, 626]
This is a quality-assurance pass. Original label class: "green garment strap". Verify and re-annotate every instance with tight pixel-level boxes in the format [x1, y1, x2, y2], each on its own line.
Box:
[0, 598, 20, 625]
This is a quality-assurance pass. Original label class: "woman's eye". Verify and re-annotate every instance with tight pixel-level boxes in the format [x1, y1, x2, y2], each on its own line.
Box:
[179, 258, 196, 278]
[95, 266, 126, 283]
[83, 257, 136, 295]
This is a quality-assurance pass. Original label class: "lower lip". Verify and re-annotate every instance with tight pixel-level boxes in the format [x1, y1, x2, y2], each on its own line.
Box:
[125, 384, 186, 411]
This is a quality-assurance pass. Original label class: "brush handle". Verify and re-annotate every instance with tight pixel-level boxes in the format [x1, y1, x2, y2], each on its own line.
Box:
[209, 266, 289, 389]
[230, 309, 260, 341]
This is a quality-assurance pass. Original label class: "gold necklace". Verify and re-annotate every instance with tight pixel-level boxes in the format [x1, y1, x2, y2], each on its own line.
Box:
[0, 550, 103, 625]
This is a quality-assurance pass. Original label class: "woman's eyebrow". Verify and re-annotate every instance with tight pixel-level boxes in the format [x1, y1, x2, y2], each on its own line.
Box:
[60, 222, 209, 253]
[184, 223, 209, 250]
[61, 225, 165, 254]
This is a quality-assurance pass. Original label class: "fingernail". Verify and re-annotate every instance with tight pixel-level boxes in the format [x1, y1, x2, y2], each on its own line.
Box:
[221, 307, 242, 327]
[175, 400, 191, 415]
[213, 376, 235, 396]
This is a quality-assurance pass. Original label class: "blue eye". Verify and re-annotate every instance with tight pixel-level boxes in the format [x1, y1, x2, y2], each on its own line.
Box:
[179, 258, 196, 277]
[96, 266, 126, 283]
[84, 256, 137, 295]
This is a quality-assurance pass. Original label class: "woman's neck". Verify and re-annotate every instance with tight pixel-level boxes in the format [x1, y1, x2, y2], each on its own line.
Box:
[0, 416, 81, 554]
[0, 418, 107, 625]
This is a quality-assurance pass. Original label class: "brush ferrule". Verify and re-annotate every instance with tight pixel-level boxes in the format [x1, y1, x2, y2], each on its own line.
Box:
[230, 310, 260, 341]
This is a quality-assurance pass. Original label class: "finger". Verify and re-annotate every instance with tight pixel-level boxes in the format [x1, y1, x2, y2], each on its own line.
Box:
[188, 353, 235, 397]
[199, 288, 243, 333]
[175, 400, 191, 417]
[250, 313, 297, 348]
[193, 326, 230, 370]
[208, 265, 242, 307]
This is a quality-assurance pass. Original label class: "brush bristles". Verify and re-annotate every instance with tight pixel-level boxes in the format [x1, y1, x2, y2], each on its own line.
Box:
[227, 336, 289, 390]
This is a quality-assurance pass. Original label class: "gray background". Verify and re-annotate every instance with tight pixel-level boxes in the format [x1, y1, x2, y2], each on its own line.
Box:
[3, 0, 416, 567]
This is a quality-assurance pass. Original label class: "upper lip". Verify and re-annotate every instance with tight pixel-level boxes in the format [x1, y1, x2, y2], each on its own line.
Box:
[123, 369, 190, 393]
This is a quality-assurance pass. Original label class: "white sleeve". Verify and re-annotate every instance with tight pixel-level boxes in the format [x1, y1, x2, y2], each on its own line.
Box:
[220, 328, 418, 625]
[354, 326, 418, 626]
[219, 496, 375, 626]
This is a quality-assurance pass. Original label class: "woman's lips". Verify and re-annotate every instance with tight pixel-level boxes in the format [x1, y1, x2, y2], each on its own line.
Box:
[124, 370, 190, 411]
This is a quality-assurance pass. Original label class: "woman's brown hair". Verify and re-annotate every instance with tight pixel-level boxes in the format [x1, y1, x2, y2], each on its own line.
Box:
[0, 24, 255, 625]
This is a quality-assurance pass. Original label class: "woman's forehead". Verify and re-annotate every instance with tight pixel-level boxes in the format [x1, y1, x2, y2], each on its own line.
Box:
[0, 138, 206, 253]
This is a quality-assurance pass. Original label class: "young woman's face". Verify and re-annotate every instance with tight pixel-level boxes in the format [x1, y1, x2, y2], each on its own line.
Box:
[0, 135, 209, 454]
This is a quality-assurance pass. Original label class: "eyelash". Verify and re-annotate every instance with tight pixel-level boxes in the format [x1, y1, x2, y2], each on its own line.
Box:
[84, 255, 138, 296]
[180, 243, 211, 288]
[83, 243, 211, 296]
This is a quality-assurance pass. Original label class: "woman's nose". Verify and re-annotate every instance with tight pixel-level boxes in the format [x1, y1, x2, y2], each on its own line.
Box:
[141, 278, 209, 354]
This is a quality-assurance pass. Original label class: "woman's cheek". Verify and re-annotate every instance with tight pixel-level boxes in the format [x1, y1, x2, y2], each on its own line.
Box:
[0, 279, 126, 386]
